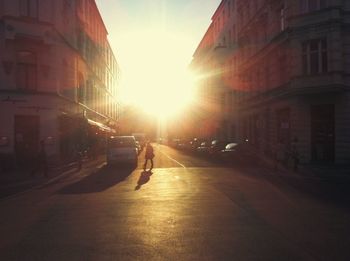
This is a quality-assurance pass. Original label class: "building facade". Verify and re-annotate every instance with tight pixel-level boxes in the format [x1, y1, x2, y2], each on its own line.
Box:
[191, 0, 350, 166]
[0, 0, 120, 168]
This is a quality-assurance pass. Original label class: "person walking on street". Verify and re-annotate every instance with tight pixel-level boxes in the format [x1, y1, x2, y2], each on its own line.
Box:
[31, 140, 48, 177]
[143, 142, 154, 171]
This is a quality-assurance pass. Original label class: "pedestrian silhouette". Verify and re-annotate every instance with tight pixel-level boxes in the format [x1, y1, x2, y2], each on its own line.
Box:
[143, 142, 154, 171]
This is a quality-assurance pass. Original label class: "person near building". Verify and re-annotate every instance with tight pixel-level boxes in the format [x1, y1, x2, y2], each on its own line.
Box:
[143, 142, 154, 171]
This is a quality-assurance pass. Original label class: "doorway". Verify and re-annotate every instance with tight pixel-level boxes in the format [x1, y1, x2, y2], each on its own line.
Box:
[311, 104, 335, 163]
[14, 115, 39, 167]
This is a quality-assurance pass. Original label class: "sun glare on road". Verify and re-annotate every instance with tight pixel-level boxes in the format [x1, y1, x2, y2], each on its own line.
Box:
[119, 29, 196, 119]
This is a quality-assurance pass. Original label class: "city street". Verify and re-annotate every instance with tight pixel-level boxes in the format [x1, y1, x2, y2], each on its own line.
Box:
[0, 144, 349, 260]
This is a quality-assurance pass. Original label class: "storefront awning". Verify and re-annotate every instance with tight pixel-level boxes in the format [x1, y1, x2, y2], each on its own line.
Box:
[87, 119, 115, 133]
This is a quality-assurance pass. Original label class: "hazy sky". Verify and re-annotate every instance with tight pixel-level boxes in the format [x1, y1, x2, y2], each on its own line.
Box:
[96, 0, 220, 63]
[95, 0, 221, 109]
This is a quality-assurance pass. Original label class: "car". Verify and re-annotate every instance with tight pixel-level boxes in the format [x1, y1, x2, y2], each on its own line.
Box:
[189, 138, 203, 152]
[170, 138, 180, 148]
[196, 141, 210, 154]
[220, 142, 240, 164]
[132, 133, 146, 150]
[106, 136, 138, 167]
[135, 141, 141, 155]
[210, 140, 230, 156]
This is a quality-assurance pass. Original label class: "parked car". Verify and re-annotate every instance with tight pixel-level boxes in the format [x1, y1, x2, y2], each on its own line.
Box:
[106, 136, 138, 167]
[210, 140, 230, 156]
[132, 133, 146, 150]
[170, 138, 181, 148]
[220, 142, 240, 164]
[189, 138, 203, 152]
[196, 141, 211, 154]
[177, 141, 188, 150]
[135, 141, 141, 155]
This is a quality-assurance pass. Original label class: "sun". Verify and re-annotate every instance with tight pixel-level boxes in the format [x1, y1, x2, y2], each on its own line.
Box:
[118, 29, 196, 119]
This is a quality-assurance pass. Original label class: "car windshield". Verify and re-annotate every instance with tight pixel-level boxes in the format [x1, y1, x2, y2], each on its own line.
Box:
[225, 143, 238, 150]
[108, 137, 136, 148]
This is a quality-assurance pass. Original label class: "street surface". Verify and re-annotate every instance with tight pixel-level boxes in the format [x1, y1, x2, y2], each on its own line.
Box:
[0, 144, 349, 260]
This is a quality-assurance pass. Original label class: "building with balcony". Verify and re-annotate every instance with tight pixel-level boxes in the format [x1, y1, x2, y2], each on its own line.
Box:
[0, 0, 120, 168]
[191, 0, 350, 166]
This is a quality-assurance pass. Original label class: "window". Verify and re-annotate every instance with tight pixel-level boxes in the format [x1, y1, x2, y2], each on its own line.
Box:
[78, 73, 85, 104]
[229, 91, 233, 108]
[280, 5, 285, 31]
[221, 93, 226, 112]
[16, 51, 37, 90]
[276, 108, 291, 146]
[233, 25, 236, 43]
[279, 49, 287, 84]
[300, 0, 328, 13]
[260, 14, 268, 41]
[20, 0, 38, 18]
[228, 1, 231, 17]
[228, 30, 232, 46]
[264, 64, 269, 90]
[302, 39, 327, 75]
[62, 0, 71, 25]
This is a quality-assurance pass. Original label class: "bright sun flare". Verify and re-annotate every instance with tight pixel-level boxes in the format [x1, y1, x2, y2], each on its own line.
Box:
[119, 29, 196, 119]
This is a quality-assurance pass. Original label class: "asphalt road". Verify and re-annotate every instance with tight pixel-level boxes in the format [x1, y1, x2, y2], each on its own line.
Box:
[0, 144, 349, 260]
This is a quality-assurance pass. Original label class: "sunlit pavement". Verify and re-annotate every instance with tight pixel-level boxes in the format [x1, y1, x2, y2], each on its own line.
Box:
[0, 145, 350, 260]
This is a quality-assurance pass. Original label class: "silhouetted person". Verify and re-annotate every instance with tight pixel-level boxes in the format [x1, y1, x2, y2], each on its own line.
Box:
[31, 140, 48, 177]
[143, 142, 154, 171]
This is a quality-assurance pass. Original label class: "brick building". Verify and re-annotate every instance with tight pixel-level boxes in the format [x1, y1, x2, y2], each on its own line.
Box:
[0, 0, 120, 168]
[191, 0, 350, 166]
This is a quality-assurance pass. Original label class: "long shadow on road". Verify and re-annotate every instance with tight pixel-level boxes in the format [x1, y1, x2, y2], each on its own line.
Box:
[135, 170, 153, 190]
[59, 165, 135, 194]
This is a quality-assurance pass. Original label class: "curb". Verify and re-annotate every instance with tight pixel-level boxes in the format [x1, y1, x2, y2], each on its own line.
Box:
[259, 157, 350, 182]
[0, 157, 106, 200]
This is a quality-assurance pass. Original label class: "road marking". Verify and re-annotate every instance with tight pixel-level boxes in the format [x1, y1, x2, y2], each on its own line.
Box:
[157, 147, 186, 169]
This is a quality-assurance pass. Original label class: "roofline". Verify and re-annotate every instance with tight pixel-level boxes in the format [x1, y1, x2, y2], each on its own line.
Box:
[92, 0, 108, 35]
[211, 0, 225, 20]
[192, 22, 213, 58]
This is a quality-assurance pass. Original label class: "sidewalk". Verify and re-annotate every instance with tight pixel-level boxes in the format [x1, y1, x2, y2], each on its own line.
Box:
[239, 144, 350, 180]
[261, 154, 350, 182]
[0, 156, 105, 199]
[239, 148, 350, 204]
